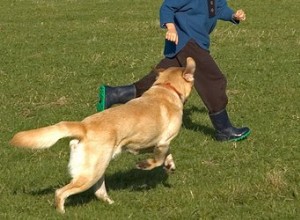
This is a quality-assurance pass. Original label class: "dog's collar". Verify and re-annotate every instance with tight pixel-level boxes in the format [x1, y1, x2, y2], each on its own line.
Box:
[155, 83, 183, 102]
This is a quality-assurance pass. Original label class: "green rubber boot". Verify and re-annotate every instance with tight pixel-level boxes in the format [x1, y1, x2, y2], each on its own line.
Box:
[97, 84, 136, 112]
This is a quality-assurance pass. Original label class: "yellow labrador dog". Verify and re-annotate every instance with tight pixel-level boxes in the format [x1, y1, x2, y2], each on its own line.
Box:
[10, 57, 196, 213]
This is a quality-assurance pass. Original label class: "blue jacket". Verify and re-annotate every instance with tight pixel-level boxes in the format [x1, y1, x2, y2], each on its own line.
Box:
[160, 0, 238, 58]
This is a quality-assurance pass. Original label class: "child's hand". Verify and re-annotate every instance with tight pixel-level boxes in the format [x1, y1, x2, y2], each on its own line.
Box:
[234, 9, 246, 21]
[165, 23, 178, 45]
[166, 30, 178, 45]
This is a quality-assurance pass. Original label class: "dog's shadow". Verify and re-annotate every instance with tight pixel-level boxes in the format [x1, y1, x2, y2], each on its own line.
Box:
[106, 166, 171, 191]
[29, 167, 170, 207]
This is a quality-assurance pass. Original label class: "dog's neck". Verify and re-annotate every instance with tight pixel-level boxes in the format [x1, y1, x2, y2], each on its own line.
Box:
[155, 82, 183, 102]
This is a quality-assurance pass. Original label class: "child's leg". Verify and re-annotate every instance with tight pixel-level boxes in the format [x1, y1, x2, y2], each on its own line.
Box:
[97, 57, 180, 111]
[176, 40, 250, 141]
[176, 40, 228, 113]
[133, 57, 181, 97]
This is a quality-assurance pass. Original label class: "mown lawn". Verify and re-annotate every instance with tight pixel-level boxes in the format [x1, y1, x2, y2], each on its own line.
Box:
[0, 0, 299, 219]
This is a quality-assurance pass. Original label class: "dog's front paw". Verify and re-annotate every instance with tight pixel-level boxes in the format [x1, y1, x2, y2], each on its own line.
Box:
[136, 159, 155, 170]
[164, 154, 176, 173]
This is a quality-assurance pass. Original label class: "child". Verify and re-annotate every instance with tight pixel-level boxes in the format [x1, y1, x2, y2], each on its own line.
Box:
[97, 0, 250, 142]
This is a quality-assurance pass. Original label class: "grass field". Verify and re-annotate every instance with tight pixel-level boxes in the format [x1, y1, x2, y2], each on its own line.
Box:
[0, 0, 299, 219]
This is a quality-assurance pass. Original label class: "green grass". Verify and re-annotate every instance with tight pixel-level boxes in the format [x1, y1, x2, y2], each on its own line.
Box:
[0, 0, 299, 219]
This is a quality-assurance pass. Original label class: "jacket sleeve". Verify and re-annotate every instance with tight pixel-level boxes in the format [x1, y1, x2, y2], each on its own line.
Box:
[160, 0, 191, 28]
[217, 0, 238, 24]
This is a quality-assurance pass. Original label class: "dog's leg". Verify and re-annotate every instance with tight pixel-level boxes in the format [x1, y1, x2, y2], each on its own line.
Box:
[94, 176, 114, 204]
[55, 176, 96, 214]
[55, 142, 114, 213]
[136, 144, 169, 170]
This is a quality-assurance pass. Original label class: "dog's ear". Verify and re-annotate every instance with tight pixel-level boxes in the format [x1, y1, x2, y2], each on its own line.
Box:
[183, 57, 196, 82]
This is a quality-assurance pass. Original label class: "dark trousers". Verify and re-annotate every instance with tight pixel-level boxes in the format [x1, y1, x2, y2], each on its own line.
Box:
[134, 40, 228, 113]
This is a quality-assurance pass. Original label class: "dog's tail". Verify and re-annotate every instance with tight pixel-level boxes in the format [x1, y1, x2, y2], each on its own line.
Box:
[10, 121, 86, 149]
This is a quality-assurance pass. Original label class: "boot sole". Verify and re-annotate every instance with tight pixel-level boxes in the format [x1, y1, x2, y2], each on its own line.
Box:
[228, 130, 251, 142]
[216, 130, 251, 142]
[96, 85, 106, 112]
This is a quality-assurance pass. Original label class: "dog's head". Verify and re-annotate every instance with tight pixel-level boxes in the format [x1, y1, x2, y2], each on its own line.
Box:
[154, 57, 196, 103]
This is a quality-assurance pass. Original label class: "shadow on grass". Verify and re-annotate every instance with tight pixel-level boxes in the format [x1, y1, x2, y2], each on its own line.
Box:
[28, 167, 170, 208]
[183, 105, 215, 138]
[106, 166, 171, 191]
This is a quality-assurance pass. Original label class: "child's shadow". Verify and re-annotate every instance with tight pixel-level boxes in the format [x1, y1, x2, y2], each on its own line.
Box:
[29, 167, 170, 207]
[183, 105, 215, 138]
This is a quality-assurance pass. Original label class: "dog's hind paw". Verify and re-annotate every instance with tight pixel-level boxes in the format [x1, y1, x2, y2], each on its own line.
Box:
[106, 197, 114, 205]
[56, 206, 65, 214]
